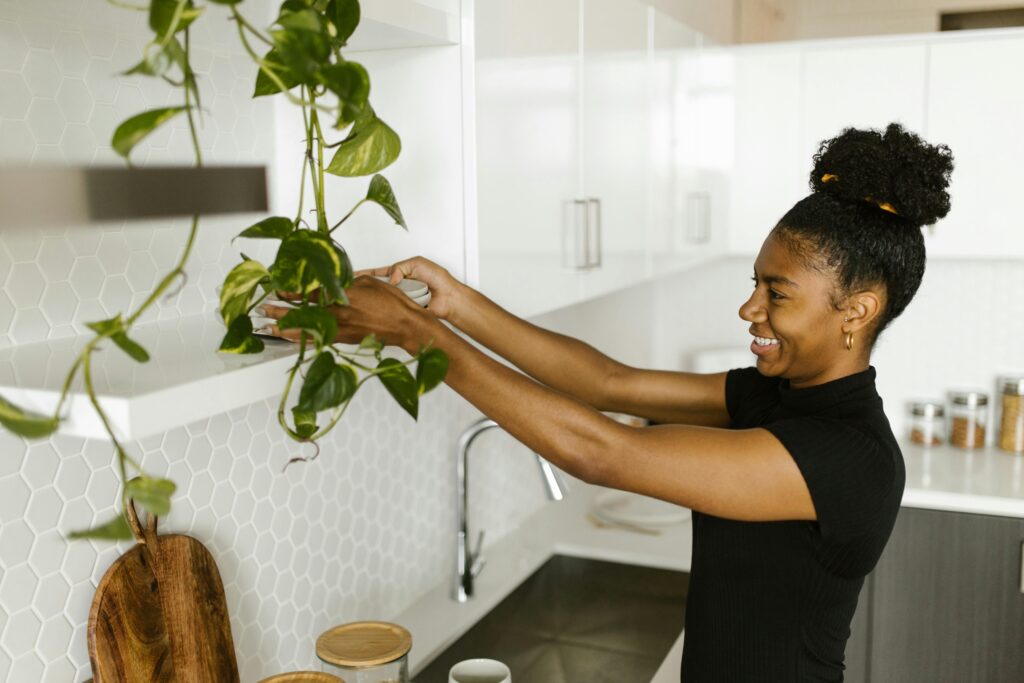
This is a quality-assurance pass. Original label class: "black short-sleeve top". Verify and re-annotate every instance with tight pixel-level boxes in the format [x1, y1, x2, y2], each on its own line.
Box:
[680, 365, 905, 683]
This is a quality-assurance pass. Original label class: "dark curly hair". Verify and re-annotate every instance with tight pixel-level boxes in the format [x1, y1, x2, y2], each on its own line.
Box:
[772, 122, 954, 348]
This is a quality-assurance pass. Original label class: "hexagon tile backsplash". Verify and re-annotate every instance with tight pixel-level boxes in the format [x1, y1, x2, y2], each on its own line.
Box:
[0, 1, 552, 681]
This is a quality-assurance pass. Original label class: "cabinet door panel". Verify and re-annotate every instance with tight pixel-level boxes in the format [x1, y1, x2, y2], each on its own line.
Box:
[870, 507, 1024, 682]
[475, 0, 583, 316]
[580, 0, 650, 302]
[925, 36, 1024, 258]
[729, 46, 803, 256]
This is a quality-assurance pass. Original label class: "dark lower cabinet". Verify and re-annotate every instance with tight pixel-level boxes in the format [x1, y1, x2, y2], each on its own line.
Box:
[844, 507, 1024, 683]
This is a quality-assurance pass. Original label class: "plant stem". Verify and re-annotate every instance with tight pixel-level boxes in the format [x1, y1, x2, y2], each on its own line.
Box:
[232, 8, 275, 48]
[126, 216, 199, 326]
[183, 29, 203, 167]
[329, 199, 366, 233]
[310, 100, 329, 233]
[277, 336, 309, 439]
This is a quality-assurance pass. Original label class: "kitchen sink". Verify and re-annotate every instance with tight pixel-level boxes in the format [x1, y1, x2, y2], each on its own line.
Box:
[413, 555, 689, 682]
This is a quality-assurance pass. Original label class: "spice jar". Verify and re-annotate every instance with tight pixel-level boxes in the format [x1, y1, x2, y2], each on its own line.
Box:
[317, 621, 411, 683]
[949, 390, 989, 449]
[998, 376, 1024, 453]
[907, 401, 945, 446]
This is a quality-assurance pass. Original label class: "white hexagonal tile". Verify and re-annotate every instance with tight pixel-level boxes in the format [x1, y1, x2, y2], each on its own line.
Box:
[0, 20, 29, 71]
[33, 573, 71, 620]
[54, 32, 90, 78]
[99, 273, 132, 316]
[86, 466, 119, 506]
[56, 78, 93, 125]
[26, 485, 64, 534]
[97, 231, 130, 276]
[0, 72, 31, 120]
[124, 250, 157, 293]
[0, 119, 35, 163]
[31, 143, 64, 165]
[68, 255, 105, 299]
[59, 123, 99, 164]
[0, 473, 32, 524]
[84, 57, 118, 105]
[40, 280, 79, 327]
[25, 98, 65, 146]
[28, 528, 67, 578]
[54, 456, 90, 501]
[23, 49, 63, 98]
[0, 519, 34, 567]
[0, 564, 39, 614]
[23, 441, 60, 489]
[9, 307, 49, 344]
[7, 652, 44, 683]
[36, 615, 73, 662]
[60, 538, 98, 584]
[1, 609, 41, 660]
[19, 14, 58, 50]
[36, 237, 77, 284]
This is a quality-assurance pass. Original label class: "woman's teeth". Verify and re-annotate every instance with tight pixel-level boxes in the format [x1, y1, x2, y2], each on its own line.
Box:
[754, 336, 778, 346]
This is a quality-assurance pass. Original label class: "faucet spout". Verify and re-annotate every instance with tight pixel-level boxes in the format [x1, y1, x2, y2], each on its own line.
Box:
[454, 417, 565, 602]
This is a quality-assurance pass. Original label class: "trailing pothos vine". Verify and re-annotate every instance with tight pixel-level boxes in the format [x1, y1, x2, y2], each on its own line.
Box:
[0, 0, 447, 540]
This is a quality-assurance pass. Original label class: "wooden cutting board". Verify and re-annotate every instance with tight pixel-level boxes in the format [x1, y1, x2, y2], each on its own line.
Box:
[87, 500, 240, 683]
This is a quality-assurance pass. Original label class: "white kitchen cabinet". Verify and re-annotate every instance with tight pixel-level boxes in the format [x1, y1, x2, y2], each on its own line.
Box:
[474, 0, 585, 315]
[474, 0, 723, 318]
[925, 32, 1024, 258]
[729, 44, 804, 256]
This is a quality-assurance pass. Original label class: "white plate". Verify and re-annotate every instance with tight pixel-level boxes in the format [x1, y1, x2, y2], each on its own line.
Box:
[375, 275, 428, 298]
[411, 291, 431, 308]
[592, 490, 690, 528]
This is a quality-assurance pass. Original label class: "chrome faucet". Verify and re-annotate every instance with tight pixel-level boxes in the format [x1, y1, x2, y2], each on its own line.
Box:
[454, 417, 565, 602]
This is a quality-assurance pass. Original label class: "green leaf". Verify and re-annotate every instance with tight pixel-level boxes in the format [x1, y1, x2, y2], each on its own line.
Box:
[365, 174, 407, 230]
[278, 306, 338, 349]
[416, 347, 448, 395]
[291, 407, 318, 439]
[269, 230, 352, 305]
[318, 61, 369, 127]
[276, 7, 324, 32]
[124, 37, 186, 77]
[377, 358, 418, 419]
[271, 23, 330, 86]
[219, 314, 266, 354]
[112, 107, 188, 161]
[70, 513, 133, 541]
[358, 333, 382, 352]
[125, 476, 177, 517]
[297, 352, 357, 412]
[111, 332, 150, 363]
[0, 395, 59, 439]
[253, 48, 301, 98]
[326, 108, 401, 177]
[150, 0, 203, 39]
[207, 0, 244, 4]
[327, 0, 360, 45]
[237, 216, 295, 240]
[220, 259, 270, 326]
[86, 315, 125, 337]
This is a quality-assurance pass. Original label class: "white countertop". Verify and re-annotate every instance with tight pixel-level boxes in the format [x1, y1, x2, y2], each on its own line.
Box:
[395, 440, 1024, 682]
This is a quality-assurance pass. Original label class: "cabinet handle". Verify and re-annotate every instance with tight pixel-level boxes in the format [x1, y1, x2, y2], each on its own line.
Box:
[586, 198, 602, 268]
[1019, 540, 1024, 594]
[686, 192, 711, 244]
[562, 199, 589, 270]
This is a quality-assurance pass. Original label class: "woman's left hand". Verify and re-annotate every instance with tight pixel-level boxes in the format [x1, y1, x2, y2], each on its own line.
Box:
[257, 275, 429, 352]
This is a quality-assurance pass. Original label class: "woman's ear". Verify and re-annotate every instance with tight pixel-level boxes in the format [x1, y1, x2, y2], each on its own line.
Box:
[843, 289, 884, 332]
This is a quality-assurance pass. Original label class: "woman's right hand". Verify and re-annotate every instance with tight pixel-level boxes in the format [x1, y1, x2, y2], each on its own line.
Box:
[355, 256, 464, 322]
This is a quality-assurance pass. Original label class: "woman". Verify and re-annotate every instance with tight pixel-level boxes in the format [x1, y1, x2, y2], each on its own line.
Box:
[261, 123, 953, 681]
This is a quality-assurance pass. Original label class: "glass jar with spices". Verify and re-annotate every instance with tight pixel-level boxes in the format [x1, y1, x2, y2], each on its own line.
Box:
[949, 390, 989, 449]
[907, 401, 945, 446]
[998, 376, 1024, 453]
[316, 621, 411, 683]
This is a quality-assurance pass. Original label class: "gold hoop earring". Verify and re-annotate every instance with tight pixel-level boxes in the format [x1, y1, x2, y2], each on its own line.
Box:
[845, 332, 854, 351]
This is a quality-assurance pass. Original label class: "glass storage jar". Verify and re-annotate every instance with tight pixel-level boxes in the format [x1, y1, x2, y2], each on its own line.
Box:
[949, 390, 989, 449]
[907, 401, 945, 446]
[998, 376, 1024, 453]
[316, 621, 411, 683]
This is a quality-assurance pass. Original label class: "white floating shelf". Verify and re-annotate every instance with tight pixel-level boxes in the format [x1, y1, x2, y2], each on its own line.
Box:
[0, 313, 306, 442]
[346, 0, 459, 51]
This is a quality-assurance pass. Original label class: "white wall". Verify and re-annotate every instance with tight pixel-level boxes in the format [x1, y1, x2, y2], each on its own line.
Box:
[0, 2, 551, 681]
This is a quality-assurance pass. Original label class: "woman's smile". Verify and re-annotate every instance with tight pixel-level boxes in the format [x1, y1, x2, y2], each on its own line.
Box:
[750, 333, 780, 356]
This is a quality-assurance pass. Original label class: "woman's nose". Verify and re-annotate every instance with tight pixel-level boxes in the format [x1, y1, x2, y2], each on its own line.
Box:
[738, 290, 765, 323]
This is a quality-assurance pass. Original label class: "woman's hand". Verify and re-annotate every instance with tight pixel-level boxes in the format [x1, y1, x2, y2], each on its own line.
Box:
[356, 256, 463, 322]
[260, 276, 430, 354]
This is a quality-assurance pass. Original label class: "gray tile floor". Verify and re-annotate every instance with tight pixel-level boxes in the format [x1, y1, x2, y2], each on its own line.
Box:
[414, 555, 688, 682]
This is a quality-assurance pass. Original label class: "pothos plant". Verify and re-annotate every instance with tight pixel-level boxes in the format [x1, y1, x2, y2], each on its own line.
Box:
[0, 0, 448, 540]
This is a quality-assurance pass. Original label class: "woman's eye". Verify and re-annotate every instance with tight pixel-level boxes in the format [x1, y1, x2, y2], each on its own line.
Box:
[769, 289, 783, 300]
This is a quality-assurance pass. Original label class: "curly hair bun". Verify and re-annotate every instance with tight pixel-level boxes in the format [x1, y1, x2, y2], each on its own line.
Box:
[809, 122, 954, 227]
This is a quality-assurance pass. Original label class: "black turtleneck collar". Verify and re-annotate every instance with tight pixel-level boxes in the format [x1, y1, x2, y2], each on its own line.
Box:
[777, 365, 879, 414]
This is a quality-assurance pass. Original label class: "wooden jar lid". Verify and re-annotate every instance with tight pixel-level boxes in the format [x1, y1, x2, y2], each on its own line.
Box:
[316, 621, 412, 668]
[258, 673, 345, 683]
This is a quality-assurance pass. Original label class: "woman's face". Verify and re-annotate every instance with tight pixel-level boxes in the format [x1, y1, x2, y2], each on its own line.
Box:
[738, 232, 852, 388]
